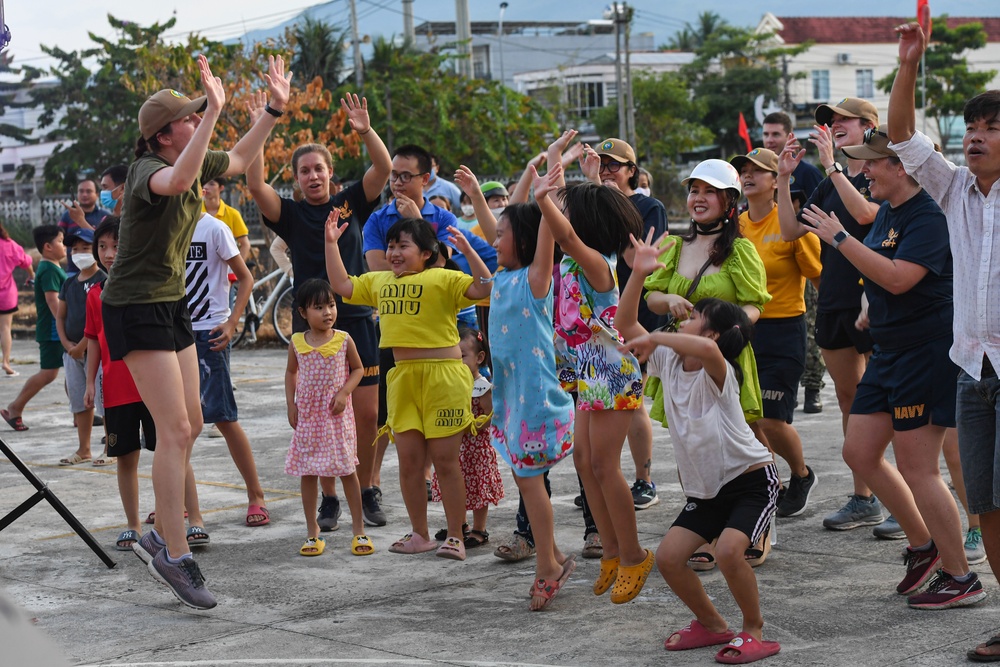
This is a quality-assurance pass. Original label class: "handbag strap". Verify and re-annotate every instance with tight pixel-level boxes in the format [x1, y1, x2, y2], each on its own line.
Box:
[683, 257, 715, 301]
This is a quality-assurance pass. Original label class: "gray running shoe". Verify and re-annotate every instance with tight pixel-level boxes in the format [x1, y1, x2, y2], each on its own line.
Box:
[372, 485, 383, 505]
[148, 550, 217, 610]
[362, 487, 387, 527]
[966, 527, 987, 565]
[631, 479, 660, 510]
[317, 494, 341, 532]
[873, 515, 907, 540]
[822, 494, 885, 530]
[132, 530, 165, 564]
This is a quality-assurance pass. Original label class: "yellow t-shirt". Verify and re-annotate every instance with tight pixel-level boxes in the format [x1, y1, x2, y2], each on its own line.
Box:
[203, 200, 249, 239]
[739, 207, 821, 318]
[346, 268, 476, 348]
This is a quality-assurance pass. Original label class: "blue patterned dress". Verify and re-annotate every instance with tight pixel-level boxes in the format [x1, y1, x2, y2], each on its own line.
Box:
[489, 267, 575, 477]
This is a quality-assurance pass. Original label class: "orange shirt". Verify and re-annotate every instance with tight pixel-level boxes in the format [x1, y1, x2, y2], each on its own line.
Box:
[740, 206, 821, 318]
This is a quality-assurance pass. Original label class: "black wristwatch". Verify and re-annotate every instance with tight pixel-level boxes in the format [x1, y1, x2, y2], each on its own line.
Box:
[264, 103, 284, 118]
[832, 230, 850, 249]
[825, 162, 844, 176]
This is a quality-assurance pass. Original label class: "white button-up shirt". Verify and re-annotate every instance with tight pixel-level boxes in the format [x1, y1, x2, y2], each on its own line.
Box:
[890, 131, 1000, 380]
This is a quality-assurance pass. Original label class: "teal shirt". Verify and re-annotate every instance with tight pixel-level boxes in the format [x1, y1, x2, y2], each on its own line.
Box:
[34, 260, 66, 343]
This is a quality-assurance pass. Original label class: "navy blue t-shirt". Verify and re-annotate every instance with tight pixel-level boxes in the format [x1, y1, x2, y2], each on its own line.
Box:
[263, 181, 379, 320]
[798, 172, 881, 312]
[862, 189, 952, 350]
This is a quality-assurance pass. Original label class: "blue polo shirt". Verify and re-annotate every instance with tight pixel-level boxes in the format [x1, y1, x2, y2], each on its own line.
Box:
[363, 199, 459, 254]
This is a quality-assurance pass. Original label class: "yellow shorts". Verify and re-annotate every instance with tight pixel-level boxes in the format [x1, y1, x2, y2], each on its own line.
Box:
[386, 358, 473, 439]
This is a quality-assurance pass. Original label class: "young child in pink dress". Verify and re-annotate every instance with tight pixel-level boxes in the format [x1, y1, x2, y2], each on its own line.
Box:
[430, 325, 504, 548]
[285, 278, 373, 557]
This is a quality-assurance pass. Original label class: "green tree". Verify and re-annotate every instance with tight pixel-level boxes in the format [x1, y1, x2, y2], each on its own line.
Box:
[290, 17, 346, 88]
[663, 11, 726, 51]
[877, 16, 996, 151]
[682, 25, 810, 155]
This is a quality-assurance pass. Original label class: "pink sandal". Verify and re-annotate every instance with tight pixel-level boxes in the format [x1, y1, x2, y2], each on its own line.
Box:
[388, 532, 438, 554]
[436, 536, 466, 561]
[715, 632, 781, 664]
[664, 620, 736, 651]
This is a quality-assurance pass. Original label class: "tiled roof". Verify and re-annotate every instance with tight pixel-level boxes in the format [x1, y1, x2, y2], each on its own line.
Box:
[773, 16, 1000, 44]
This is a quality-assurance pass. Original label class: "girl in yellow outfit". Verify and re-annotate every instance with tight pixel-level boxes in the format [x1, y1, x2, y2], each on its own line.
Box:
[325, 212, 492, 561]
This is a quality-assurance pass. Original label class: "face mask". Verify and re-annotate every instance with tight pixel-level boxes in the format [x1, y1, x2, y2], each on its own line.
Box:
[100, 190, 117, 210]
[489, 206, 506, 218]
[72, 253, 97, 270]
[635, 187, 651, 197]
[461, 204, 475, 218]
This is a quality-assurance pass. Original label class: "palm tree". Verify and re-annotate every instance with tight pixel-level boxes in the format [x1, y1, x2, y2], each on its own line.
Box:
[290, 17, 345, 88]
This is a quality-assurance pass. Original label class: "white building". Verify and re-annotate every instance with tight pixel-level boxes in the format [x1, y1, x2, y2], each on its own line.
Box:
[757, 14, 1000, 150]
[0, 82, 61, 197]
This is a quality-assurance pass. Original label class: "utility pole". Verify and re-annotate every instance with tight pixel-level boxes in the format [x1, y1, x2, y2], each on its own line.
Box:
[349, 0, 364, 92]
[455, 0, 473, 78]
[622, 3, 635, 149]
[613, 4, 626, 140]
[402, 0, 415, 43]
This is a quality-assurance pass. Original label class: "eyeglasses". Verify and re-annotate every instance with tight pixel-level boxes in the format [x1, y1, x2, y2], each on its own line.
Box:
[599, 160, 631, 173]
[863, 127, 888, 144]
[389, 170, 426, 184]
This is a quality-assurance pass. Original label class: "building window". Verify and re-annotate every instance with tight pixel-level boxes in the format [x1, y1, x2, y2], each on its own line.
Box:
[812, 70, 830, 101]
[856, 69, 874, 98]
[566, 81, 604, 120]
[1, 164, 14, 173]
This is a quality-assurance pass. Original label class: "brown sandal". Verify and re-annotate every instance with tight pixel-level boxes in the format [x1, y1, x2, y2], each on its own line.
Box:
[611, 549, 655, 604]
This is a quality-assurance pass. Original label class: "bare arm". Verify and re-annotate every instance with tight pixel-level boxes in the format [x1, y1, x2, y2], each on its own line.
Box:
[364, 249, 389, 272]
[777, 135, 810, 242]
[244, 91, 284, 222]
[222, 56, 292, 177]
[236, 235, 251, 261]
[510, 152, 545, 204]
[615, 230, 671, 341]
[285, 344, 298, 429]
[209, 252, 254, 351]
[323, 211, 354, 298]
[340, 94, 392, 203]
[623, 330, 730, 390]
[810, 124, 879, 225]
[888, 23, 925, 144]
[447, 227, 493, 301]
[83, 337, 100, 409]
[54, 296, 72, 351]
[454, 165, 496, 243]
[331, 336, 365, 415]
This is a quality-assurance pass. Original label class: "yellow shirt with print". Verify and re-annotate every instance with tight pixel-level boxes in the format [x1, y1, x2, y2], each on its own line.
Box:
[740, 207, 822, 319]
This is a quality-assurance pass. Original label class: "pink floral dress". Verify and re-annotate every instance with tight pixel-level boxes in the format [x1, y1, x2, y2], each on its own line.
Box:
[285, 330, 358, 477]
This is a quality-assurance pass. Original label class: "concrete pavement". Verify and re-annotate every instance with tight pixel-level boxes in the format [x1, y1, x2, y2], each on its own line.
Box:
[1, 337, 997, 667]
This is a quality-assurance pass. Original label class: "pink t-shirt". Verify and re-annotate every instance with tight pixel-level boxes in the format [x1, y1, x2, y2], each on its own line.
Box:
[0, 237, 32, 312]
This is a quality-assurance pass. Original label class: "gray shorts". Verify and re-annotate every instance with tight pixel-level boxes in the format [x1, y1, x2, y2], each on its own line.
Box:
[957, 357, 1000, 515]
[63, 351, 103, 416]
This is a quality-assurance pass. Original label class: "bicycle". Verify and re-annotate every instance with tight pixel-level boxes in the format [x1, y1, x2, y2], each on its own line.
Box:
[232, 266, 295, 346]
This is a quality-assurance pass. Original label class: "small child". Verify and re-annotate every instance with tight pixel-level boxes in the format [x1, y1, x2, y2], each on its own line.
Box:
[56, 228, 106, 465]
[430, 326, 504, 548]
[285, 278, 372, 557]
[618, 232, 780, 664]
[3, 226, 67, 432]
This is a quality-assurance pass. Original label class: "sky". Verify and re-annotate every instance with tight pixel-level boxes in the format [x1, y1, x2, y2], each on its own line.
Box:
[6, 0, 1000, 71]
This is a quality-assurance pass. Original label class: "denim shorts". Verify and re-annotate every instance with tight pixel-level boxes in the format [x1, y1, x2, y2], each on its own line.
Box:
[957, 356, 1000, 515]
[194, 329, 238, 424]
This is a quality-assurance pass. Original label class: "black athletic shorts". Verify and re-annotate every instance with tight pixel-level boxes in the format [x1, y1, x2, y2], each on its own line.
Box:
[755, 316, 806, 423]
[105, 401, 157, 456]
[672, 465, 779, 546]
[103, 299, 195, 362]
[815, 307, 874, 354]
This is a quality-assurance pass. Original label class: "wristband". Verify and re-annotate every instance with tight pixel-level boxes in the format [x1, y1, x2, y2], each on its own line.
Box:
[357, 127, 371, 135]
[264, 103, 283, 118]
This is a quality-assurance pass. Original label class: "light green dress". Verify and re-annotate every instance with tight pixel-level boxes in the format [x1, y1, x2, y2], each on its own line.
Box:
[643, 236, 771, 426]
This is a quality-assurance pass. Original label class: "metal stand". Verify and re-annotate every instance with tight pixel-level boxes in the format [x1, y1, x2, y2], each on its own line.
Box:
[0, 436, 116, 568]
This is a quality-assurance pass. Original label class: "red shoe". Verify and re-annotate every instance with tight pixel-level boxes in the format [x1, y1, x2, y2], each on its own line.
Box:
[715, 632, 781, 664]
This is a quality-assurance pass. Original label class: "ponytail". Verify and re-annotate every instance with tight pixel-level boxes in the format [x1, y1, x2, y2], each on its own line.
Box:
[692, 298, 753, 385]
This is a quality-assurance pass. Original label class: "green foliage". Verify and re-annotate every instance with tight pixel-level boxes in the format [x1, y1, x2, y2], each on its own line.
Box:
[877, 17, 996, 150]
[290, 17, 346, 89]
[662, 11, 727, 51]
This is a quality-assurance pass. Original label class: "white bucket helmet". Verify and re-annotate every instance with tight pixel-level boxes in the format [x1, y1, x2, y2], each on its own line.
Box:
[682, 159, 742, 196]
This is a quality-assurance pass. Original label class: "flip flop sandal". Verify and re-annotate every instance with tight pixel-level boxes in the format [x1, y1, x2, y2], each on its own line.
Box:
[114, 529, 141, 552]
[145, 510, 188, 524]
[299, 536, 326, 556]
[494, 533, 536, 562]
[664, 620, 737, 651]
[582, 532, 603, 559]
[593, 556, 620, 596]
[714, 632, 781, 664]
[610, 548, 655, 604]
[246, 504, 270, 527]
[186, 526, 210, 546]
[351, 534, 375, 556]
[968, 636, 1000, 663]
[59, 453, 91, 466]
[436, 536, 466, 561]
[1, 409, 27, 431]
[527, 554, 578, 597]
[434, 523, 469, 541]
[388, 532, 439, 554]
[463, 529, 489, 549]
[92, 456, 116, 467]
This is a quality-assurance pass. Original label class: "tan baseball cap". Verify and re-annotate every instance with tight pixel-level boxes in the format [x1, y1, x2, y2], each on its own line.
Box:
[841, 124, 897, 160]
[595, 138, 637, 164]
[730, 148, 779, 174]
[815, 97, 879, 126]
[138, 89, 208, 141]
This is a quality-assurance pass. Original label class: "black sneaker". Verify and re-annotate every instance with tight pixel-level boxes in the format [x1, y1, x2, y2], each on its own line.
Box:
[573, 495, 583, 509]
[907, 570, 987, 609]
[317, 494, 341, 532]
[148, 550, 217, 610]
[776, 466, 817, 517]
[897, 543, 941, 595]
[361, 487, 386, 527]
[630, 479, 660, 510]
[372, 485, 383, 505]
[804, 389, 823, 413]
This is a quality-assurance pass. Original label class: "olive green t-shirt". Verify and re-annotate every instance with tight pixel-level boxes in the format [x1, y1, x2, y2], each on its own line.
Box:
[102, 150, 230, 306]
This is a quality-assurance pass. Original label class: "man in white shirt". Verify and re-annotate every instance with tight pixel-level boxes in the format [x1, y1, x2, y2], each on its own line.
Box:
[888, 22, 1000, 662]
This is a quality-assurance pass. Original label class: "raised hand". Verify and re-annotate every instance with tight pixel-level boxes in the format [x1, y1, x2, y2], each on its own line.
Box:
[547, 129, 578, 156]
[198, 54, 226, 114]
[618, 332, 659, 364]
[261, 55, 292, 111]
[778, 135, 805, 177]
[526, 152, 547, 170]
[324, 208, 345, 244]
[341, 93, 370, 134]
[246, 89, 269, 125]
[579, 143, 601, 182]
[62, 200, 86, 227]
[629, 229, 672, 277]
[800, 204, 845, 245]
[532, 161, 563, 200]
[446, 225, 474, 256]
[896, 22, 926, 66]
[809, 124, 837, 168]
[454, 165, 481, 197]
[561, 142, 584, 167]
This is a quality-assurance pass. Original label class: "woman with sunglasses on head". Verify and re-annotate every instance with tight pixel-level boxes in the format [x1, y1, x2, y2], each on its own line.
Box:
[581, 138, 668, 512]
